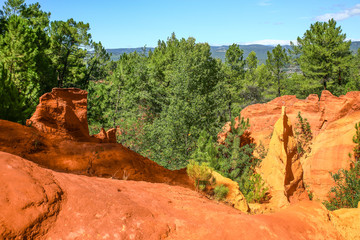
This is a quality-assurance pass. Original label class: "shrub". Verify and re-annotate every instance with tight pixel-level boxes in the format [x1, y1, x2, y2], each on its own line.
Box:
[214, 184, 229, 201]
[323, 161, 360, 210]
[239, 173, 268, 203]
[294, 111, 312, 156]
[186, 159, 213, 191]
[304, 184, 314, 200]
[217, 116, 260, 185]
[323, 122, 360, 210]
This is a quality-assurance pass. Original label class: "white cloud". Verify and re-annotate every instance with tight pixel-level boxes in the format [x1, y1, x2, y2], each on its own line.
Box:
[315, 4, 360, 21]
[347, 38, 360, 42]
[258, 0, 271, 7]
[243, 39, 296, 46]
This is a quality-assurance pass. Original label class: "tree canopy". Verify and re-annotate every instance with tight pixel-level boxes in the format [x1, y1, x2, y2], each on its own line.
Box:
[291, 18, 352, 91]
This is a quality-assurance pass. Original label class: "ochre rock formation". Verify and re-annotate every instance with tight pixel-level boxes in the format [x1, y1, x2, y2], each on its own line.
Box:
[329, 203, 360, 240]
[93, 127, 117, 143]
[0, 119, 192, 188]
[302, 111, 360, 200]
[211, 171, 250, 213]
[26, 88, 116, 143]
[26, 88, 91, 141]
[0, 152, 63, 239]
[226, 90, 360, 201]
[0, 152, 345, 239]
[260, 107, 307, 209]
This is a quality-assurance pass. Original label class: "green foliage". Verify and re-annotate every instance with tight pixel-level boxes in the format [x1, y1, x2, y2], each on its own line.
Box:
[323, 160, 360, 210]
[0, 64, 33, 122]
[0, 0, 112, 121]
[292, 19, 352, 91]
[323, 122, 360, 210]
[216, 117, 259, 182]
[217, 44, 245, 122]
[353, 122, 360, 161]
[266, 44, 289, 97]
[214, 184, 229, 201]
[191, 130, 218, 167]
[239, 173, 268, 203]
[304, 184, 314, 201]
[186, 159, 213, 191]
[283, 73, 322, 98]
[49, 18, 91, 88]
[294, 111, 313, 156]
[210, 116, 267, 202]
[255, 141, 268, 160]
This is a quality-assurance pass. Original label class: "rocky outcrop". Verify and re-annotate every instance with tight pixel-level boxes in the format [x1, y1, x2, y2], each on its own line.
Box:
[26, 88, 117, 143]
[330, 202, 360, 240]
[0, 152, 63, 239]
[93, 127, 117, 143]
[26, 88, 91, 141]
[0, 151, 345, 240]
[237, 91, 360, 201]
[0, 119, 192, 188]
[240, 90, 360, 146]
[211, 171, 250, 213]
[260, 107, 307, 209]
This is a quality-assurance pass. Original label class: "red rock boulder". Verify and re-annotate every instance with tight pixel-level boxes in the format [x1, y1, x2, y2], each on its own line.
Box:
[0, 152, 63, 239]
[27, 88, 91, 141]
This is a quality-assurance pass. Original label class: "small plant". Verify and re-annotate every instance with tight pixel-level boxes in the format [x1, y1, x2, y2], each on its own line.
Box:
[304, 184, 314, 200]
[255, 141, 268, 159]
[353, 122, 360, 161]
[240, 172, 268, 203]
[294, 111, 312, 156]
[214, 184, 229, 201]
[323, 122, 360, 210]
[323, 160, 360, 210]
[187, 159, 213, 191]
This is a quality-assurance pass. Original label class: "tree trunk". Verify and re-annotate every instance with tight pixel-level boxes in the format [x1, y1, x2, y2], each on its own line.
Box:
[58, 49, 71, 88]
[228, 101, 232, 122]
[277, 75, 281, 97]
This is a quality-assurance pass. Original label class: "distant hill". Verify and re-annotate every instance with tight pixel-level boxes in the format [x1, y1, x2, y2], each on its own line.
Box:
[107, 41, 360, 63]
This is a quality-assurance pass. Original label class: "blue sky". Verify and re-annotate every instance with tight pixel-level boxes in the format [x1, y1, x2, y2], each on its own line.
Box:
[11, 0, 360, 48]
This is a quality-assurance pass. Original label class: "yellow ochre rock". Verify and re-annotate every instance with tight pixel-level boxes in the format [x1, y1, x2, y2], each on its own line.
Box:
[211, 171, 250, 213]
[330, 204, 360, 240]
[260, 106, 306, 209]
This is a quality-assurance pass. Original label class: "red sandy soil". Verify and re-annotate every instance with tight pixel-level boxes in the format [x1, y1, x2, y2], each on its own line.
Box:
[0, 151, 343, 240]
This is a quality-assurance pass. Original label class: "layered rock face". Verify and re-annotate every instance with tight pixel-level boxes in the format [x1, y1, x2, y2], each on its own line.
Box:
[260, 107, 307, 209]
[27, 88, 91, 141]
[0, 152, 345, 240]
[0, 119, 192, 188]
[238, 91, 360, 200]
[26, 88, 117, 143]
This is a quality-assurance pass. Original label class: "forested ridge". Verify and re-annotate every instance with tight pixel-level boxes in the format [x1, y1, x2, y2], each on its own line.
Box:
[1, 0, 360, 171]
[107, 41, 360, 63]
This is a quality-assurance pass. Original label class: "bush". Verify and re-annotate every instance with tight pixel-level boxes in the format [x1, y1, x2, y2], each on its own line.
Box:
[186, 159, 213, 191]
[294, 111, 312, 156]
[323, 161, 360, 210]
[214, 184, 229, 201]
[323, 122, 360, 210]
[239, 173, 268, 203]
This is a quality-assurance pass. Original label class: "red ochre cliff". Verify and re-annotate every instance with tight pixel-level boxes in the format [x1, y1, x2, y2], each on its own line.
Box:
[221, 90, 360, 201]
